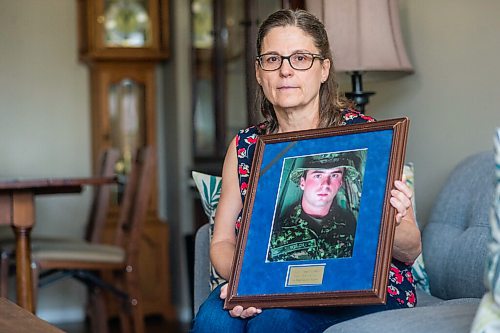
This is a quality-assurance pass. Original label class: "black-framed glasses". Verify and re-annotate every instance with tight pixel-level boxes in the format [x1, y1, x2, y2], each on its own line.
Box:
[256, 52, 325, 71]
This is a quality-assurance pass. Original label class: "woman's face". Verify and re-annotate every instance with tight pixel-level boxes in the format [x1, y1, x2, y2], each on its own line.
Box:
[256, 26, 330, 114]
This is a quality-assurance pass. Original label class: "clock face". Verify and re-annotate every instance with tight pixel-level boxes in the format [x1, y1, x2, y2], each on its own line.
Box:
[104, 0, 152, 47]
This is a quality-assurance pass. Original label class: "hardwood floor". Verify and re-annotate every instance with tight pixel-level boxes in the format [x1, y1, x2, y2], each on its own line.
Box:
[55, 316, 191, 333]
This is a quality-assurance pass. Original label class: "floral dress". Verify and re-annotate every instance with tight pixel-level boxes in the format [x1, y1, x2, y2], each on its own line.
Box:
[234, 109, 417, 308]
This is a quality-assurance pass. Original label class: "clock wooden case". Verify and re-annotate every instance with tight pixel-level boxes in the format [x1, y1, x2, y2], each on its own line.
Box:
[89, 62, 174, 320]
[77, 0, 173, 320]
[77, 0, 169, 61]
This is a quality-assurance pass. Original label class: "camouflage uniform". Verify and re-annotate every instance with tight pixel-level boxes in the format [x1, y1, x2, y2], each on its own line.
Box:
[268, 201, 357, 262]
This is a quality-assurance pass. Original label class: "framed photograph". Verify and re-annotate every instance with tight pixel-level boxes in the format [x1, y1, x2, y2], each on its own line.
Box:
[225, 117, 410, 309]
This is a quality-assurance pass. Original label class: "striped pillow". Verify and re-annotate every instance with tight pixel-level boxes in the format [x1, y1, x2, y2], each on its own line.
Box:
[192, 171, 227, 291]
[404, 163, 430, 293]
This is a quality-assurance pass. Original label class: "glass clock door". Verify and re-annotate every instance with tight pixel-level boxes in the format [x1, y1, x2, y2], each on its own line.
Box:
[103, 0, 152, 47]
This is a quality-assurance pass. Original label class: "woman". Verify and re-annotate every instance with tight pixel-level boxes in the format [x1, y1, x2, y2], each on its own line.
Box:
[191, 9, 421, 332]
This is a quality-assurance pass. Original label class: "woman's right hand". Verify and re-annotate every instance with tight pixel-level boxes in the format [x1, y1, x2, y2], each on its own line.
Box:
[212, 136, 262, 318]
[220, 284, 262, 318]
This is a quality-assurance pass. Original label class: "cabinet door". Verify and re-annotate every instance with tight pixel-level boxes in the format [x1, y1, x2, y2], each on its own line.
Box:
[191, 0, 295, 166]
[101, 217, 175, 320]
[90, 62, 158, 209]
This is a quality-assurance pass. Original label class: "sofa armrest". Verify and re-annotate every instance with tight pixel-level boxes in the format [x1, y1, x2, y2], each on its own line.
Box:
[194, 223, 211, 315]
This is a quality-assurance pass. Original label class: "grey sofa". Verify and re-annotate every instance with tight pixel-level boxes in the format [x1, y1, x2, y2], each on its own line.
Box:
[193, 151, 495, 332]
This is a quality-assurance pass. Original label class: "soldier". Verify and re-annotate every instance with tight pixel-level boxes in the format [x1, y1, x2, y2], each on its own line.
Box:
[268, 152, 361, 261]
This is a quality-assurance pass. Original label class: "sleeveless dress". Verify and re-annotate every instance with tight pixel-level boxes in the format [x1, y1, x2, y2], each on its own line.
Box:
[234, 109, 417, 308]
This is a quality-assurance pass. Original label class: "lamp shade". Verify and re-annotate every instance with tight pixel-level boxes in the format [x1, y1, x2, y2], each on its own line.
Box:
[307, 0, 413, 73]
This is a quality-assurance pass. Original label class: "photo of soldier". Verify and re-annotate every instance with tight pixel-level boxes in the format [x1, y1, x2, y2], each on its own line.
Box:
[267, 150, 367, 262]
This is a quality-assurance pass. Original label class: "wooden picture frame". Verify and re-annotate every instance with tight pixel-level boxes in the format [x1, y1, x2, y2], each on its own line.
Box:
[225, 118, 409, 309]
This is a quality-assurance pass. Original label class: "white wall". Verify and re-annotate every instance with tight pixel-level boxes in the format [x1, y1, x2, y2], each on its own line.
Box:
[0, 0, 91, 322]
[356, 0, 500, 226]
[0, 0, 499, 325]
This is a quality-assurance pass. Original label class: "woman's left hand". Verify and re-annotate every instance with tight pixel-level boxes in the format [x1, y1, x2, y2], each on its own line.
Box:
[390, 180, 413, 225]
[389, 180, 422, 263]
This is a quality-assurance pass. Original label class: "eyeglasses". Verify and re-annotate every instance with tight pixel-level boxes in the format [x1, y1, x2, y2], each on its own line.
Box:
[256, 52, 325, 71]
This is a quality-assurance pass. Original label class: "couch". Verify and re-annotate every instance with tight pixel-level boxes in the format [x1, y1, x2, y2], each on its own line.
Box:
[193, 150, 495, 332]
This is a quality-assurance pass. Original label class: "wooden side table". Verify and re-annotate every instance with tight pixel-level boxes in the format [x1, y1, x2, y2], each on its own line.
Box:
[0, 297, 65, 333]
[0, 176, 115, 312]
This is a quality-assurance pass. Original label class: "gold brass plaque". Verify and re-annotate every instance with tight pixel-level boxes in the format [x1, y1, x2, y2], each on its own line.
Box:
[286, 264, 325, 287]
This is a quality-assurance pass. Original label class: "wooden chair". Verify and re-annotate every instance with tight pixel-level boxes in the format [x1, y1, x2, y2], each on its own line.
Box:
[30, 146, 155, 333]
[0, 148, 119, 298]
[85, 148, 121, 244]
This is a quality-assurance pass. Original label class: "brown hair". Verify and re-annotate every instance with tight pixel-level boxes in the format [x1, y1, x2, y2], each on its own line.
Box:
[255, 9, 349, 134]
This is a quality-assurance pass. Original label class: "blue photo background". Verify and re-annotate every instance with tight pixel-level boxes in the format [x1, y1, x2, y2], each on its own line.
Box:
[237, 129, 394, 295]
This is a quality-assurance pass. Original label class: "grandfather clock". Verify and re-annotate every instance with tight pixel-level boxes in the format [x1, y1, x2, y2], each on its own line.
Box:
[77, 0, 174, 320]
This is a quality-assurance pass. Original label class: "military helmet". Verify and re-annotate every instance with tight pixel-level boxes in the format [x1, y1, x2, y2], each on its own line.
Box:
[289, 151, 361, 185]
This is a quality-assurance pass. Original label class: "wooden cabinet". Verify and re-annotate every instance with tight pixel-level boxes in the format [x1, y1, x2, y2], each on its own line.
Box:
[190, 0, 304, 165]
[137, 220, 173, 318]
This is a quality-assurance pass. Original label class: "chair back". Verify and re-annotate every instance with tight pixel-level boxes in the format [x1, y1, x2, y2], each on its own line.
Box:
[85, 148, 120, 243]
[114, 146, 155, 265]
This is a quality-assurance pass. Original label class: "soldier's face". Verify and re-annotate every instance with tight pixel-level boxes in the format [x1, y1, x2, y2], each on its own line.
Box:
[300, 168, 344, 216]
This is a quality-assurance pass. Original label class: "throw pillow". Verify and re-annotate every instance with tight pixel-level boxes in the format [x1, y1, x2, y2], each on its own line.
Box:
[471, 129, 500, 333]
[404, 163, 431, 294]
[191, 171, 227, 290]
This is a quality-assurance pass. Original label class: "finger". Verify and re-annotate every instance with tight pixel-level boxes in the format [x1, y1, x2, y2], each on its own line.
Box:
[220, 284, 228, 300]
[240, 307, 263, 319]
[395, 212, 403, 225]
[229, 306, 243, 318]
[240, 307, 257, 318]
[394, 180, 413, 199]
[391, 189, 412, 211]
[390, 197, 407, 219]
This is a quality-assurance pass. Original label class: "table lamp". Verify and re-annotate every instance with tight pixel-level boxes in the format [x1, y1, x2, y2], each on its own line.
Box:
[307, 0, 414, 113]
